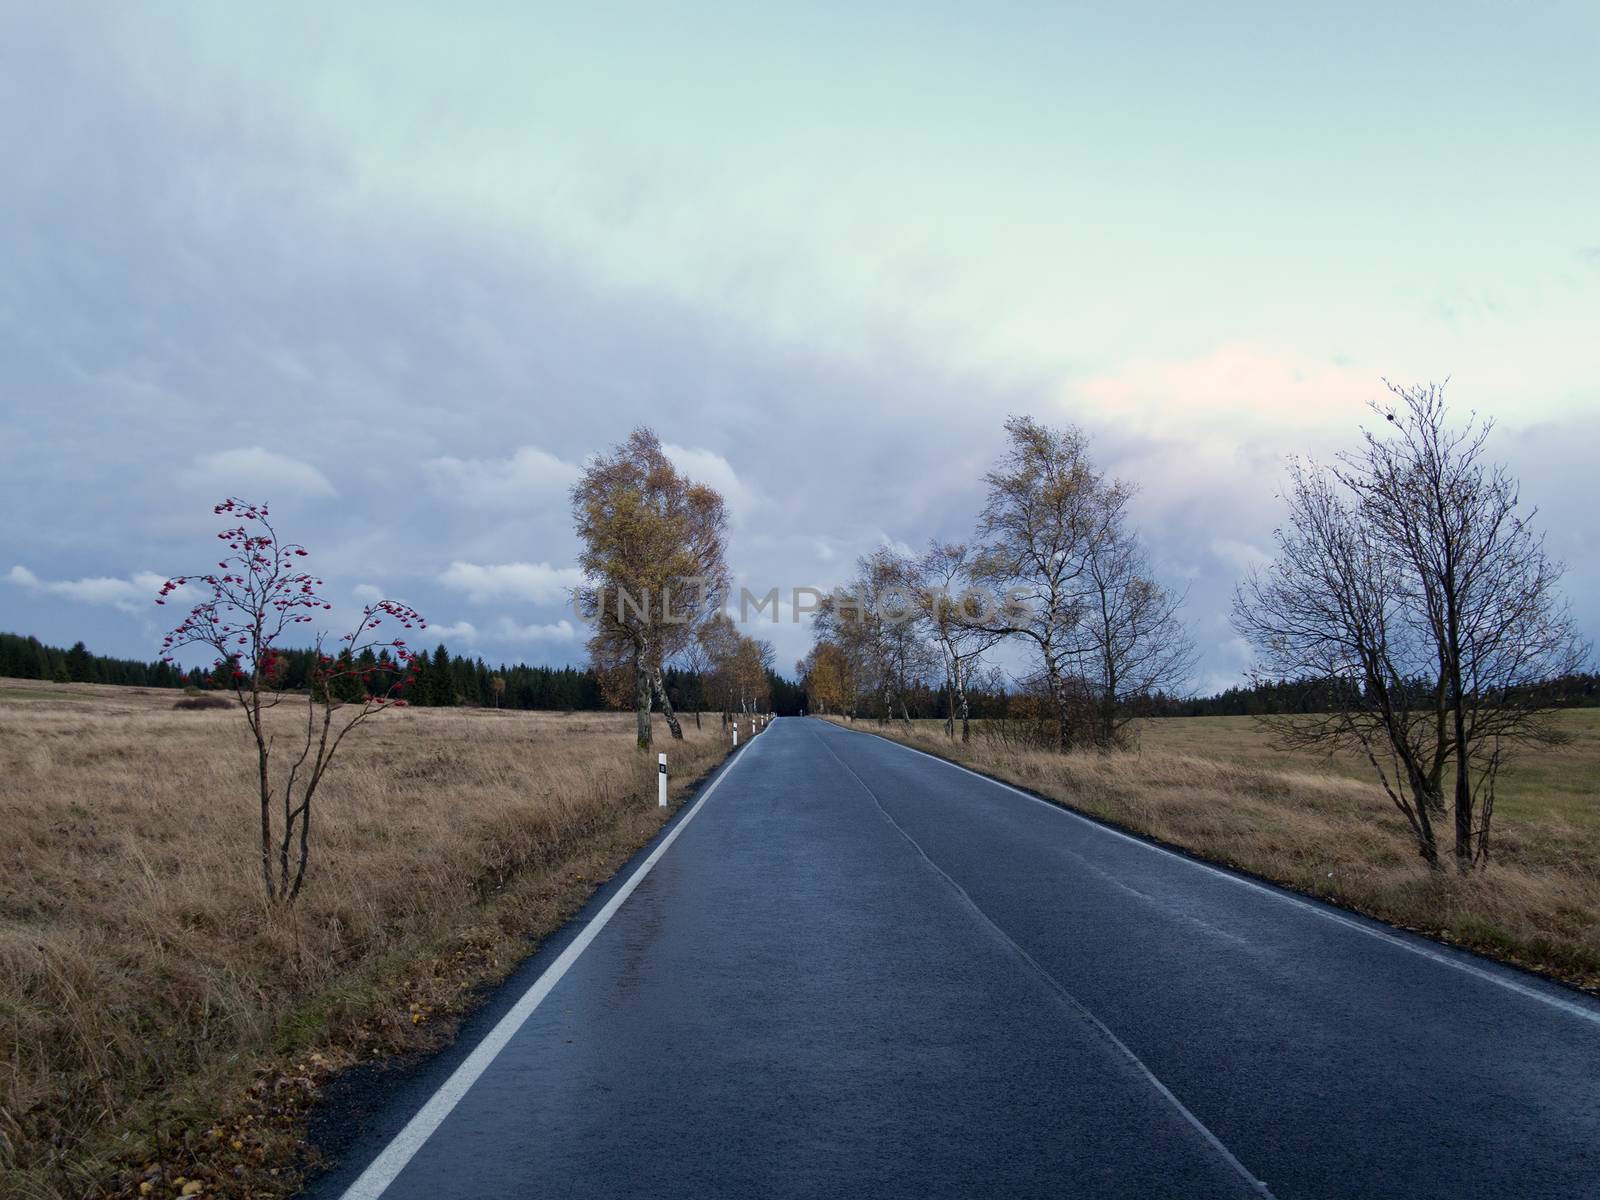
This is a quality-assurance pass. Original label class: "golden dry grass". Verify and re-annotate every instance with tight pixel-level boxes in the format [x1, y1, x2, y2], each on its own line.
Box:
[836, 712, 1600, 993]
[1131, 710, 1600, 832]
[0, 679, 735, 1200]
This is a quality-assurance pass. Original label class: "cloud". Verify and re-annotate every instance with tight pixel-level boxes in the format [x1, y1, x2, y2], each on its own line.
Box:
[181, 447, 336, 499]
[351, 583, 383, 602]
[7, 565, 187, 614]
[662, 443, 762, 522]
[2, 16, 1592, 691]
[1075, 345, 1378, 437]
[438, 560, 584, 605]
[876, 532, 917, 559]
[1210, 538, 1271, 573]
[422, 446, 581, 508]
[493, 617, 579, 642]
[427, 620, 479, 642]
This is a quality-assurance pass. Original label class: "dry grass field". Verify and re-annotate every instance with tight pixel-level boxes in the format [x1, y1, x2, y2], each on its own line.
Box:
[0, 679, 736, 1200]
[832, 711, 1600, 993]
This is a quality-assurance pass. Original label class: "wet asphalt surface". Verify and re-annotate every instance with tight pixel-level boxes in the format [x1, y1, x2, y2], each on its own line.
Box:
[308, 717, 1600, 1200]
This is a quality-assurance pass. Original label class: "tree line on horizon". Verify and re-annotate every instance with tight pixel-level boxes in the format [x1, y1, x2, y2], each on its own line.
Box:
[9, 630, 1593, 718]
[0, 632, 193, 689]
[0, 630, 810, 714]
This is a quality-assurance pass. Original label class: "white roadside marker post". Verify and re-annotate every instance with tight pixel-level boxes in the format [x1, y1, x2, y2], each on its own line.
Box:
[657, 752, 668, 808]
[732, 724, 738, 748]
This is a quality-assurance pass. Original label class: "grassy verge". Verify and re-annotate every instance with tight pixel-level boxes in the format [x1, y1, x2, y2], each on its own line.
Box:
[825, 712, 1600, 994]
[0, 679, 741, 1199]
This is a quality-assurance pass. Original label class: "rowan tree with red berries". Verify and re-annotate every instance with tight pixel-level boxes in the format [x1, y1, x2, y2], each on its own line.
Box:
[159, 498, 425, 902]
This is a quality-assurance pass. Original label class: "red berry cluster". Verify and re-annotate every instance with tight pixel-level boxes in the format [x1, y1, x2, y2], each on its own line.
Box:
[157, 498, 426, 709]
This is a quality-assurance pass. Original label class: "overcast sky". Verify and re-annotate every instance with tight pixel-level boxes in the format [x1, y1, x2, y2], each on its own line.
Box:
[3, 3, 1597, 691]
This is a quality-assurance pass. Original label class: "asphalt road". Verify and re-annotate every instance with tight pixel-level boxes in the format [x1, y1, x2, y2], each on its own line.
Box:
[312, 717, 1600, 1200]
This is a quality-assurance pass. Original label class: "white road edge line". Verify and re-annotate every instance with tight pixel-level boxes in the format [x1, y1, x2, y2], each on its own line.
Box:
[337, 727, 767, 1200]
[824, 720, 1600, 1029]
[815, 733, 1275, 1198]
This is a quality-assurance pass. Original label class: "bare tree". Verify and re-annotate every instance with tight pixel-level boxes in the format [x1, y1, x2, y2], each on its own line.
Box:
[1080, 486, 1197, 748]
[875, 551, 939, 727]
[1233, 384, 1587, 868]
[817, 547, 936, 727]
[676, 635, 712, 729]
[1232, 463, 1446, 864]
[971, 416, 1120, 751]
[1346, 383, 1588, 864]
[916, 541, 1006, 742]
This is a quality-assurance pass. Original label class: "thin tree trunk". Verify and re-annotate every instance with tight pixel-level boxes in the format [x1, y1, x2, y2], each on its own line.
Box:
[652, 665, 683, 739]
[954, 658, 971, 744]
[1443, 552, 1474, 867]
[255, 695, 273, 900]
[1417, 785, 1441, 867]
[1406, 760, 1442, 867]
[635, 645, 652, 750]
[1361, 737, 1439, 867]
[1475, 761, 1498, 865]
[1049, 666, 1072, 752]
[1453, 707, 1472, 868]
[289, 795, 313, 901]
[1099, 656, 1118, 750]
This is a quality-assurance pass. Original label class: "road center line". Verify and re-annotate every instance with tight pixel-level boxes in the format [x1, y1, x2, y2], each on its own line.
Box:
[812, 730, 1275, 1199]
[337, 729, 767, 1200]
[822, 719, 1600, 1028]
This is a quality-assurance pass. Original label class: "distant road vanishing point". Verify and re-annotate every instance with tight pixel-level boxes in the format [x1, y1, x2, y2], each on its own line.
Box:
[310, 718, 1600, 1200]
